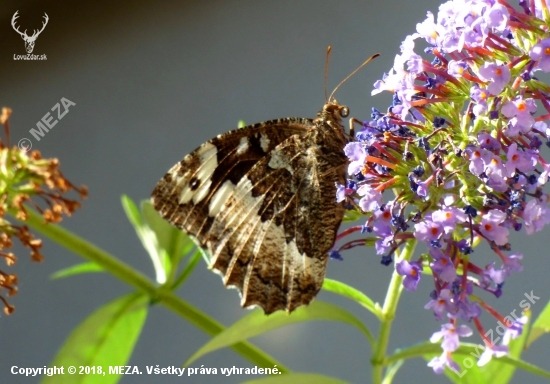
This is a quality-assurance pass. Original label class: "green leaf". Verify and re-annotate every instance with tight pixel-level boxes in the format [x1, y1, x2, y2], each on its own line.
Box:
[452, 348, 550, 381]
[527, 301, 550, 348]
[411, 335, 550, 383]
[14, 207, 288, 372]
[447, 340, 550, 383]
[382, 360, 404, 384]
[391, 340, 461, 381]
[194, 238, 211, 264]
[389, 341, 442, 364]
[50, 262, 104, 280]
[141, 199, 202, 284]
[479, 313, 531, 384]
[121, 195, 169, 284]
[141, 200, 193, 262]
[42, 293, 148, 384]
[238, 120, 247, 128]
[170, 249, 202, 289]
[322, 278, 380, 319]
[120, 194, 142, 228]
[185, 301, 372, 366]
[441, 344, 488, 384]
[241, 373, 350, 384]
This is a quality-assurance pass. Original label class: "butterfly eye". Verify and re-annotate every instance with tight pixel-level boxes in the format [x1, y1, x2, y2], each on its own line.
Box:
[340, 107, 349, 118]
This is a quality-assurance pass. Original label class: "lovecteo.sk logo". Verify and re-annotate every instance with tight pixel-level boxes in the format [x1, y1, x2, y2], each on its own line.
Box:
[11, 11, 48, 60]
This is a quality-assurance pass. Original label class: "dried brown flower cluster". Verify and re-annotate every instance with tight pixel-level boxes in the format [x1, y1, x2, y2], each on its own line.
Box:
[0, 107, 87, 315]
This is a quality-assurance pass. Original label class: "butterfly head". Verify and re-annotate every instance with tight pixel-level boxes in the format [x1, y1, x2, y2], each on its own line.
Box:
[323, 100, 349, 118]
[316, 99, 349, 121]
[314, 99, 349, 130]
[311, 100, 350, 145]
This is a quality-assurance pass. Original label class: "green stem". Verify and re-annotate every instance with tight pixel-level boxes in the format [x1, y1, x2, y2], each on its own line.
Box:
[13, 208, 289, 373]
[371, 239, 417, 384]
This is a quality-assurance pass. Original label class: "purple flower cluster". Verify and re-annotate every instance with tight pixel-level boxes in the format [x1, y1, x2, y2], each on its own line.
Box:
[335, 0, 550, 373]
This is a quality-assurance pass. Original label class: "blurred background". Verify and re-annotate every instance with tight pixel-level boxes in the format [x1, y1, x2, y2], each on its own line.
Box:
[0, 0, 548, 383]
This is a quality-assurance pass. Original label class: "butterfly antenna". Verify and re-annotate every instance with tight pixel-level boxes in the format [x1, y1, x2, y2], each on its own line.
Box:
[324, 46, 332, 102]
[328, 53, 380, 102]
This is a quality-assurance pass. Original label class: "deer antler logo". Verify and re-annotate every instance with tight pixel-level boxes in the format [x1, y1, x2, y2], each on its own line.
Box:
[11, 11, 49, 54]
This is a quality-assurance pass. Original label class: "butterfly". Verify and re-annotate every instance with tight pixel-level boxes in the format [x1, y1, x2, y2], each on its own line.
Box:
[151, 52, 379, 314]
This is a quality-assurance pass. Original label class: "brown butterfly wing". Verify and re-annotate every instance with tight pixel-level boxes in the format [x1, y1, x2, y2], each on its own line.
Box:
[152, 110, 347, 314]
[207, 130, 347, 313]
[152, 118, 312, 240]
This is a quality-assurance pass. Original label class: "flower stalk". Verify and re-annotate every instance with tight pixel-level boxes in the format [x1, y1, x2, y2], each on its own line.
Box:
[0, 108, 86, 314]
[372, 239, 416, 383]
